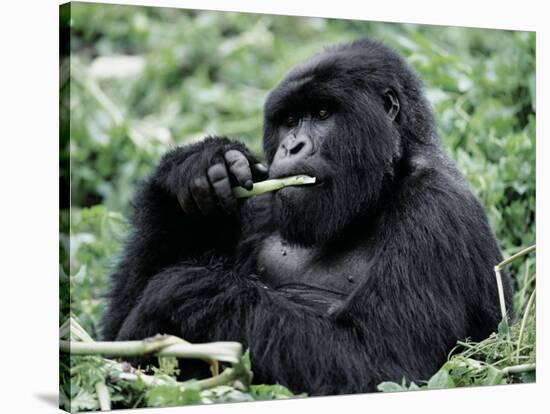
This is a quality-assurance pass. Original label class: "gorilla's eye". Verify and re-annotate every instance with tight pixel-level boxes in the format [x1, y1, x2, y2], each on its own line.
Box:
[318, 109, 330, 120]
[285, 115, 298, 127]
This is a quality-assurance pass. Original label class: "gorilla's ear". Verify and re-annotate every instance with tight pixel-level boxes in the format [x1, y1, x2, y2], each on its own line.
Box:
[383, 89, 400, 121]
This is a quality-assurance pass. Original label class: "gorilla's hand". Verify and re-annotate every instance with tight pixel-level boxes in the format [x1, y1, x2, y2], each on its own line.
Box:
[162, 138, 268, 216]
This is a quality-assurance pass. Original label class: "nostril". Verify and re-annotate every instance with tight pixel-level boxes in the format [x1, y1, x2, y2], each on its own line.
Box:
[289, 141, 305, 155]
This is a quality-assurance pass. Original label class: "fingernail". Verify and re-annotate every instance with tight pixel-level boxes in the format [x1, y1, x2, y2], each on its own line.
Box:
[245, 180, 253, 191]
[254, 163, 268, 173]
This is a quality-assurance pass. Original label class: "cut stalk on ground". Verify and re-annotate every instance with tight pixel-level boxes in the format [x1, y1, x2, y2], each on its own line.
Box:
[60, 336, 243, 364]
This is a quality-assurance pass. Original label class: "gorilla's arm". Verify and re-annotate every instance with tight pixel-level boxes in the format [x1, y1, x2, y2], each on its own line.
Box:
[100, 137, 264, 341]
[116, 251, 452, 394]
[115, 175, 509, 394]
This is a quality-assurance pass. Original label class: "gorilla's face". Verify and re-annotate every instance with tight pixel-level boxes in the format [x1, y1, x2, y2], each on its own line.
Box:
[263, 42, 420, 246]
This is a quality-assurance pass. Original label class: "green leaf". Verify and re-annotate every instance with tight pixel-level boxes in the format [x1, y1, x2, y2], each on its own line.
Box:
[241, 350, 252, 372]
[132, 376, 146, 392]
[250, 383, 296, 399]
[145, 381, 201, 407]
[377, 381, 407, 393]
[498, 319, 510, 337]
[484, 366, 504, 385]
[154, 356, 180, 377]
[71, 264, 87, 284]
[70, 388, 99, 412]
[201, 386, 255, 403]
[408, 382, 420, 390]
[427, 368, 455, 389]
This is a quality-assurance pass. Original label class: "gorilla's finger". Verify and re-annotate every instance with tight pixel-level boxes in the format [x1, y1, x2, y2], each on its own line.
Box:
[252, 163, 269, 181]
[176, 186, 198, 215]
[224, 150, 253, 191]
[190, 175, 217, 215]
[207, 163, 237, 213]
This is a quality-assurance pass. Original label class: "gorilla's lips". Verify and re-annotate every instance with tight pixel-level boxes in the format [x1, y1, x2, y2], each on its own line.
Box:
[269, 167, 323, 183]
[279, 176, 323, 191]
[275, 175, 325, 204]
[268, 158, 330, 188]
[276, 168, 325, 195]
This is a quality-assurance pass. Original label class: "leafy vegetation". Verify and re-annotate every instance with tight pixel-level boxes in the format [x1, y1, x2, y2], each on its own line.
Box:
[60, 2, 536, 411]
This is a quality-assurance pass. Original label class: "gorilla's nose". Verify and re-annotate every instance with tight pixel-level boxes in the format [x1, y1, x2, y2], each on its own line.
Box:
[270, 134, 315, 177]
[277, 134, 314, 161]
[285, 137, 307, 156]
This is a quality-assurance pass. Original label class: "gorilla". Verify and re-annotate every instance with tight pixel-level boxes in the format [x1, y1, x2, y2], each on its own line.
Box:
[101, 39, 512, 395]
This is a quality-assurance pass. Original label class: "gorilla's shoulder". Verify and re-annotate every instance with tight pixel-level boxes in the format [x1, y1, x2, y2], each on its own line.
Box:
[395, 146, 476, 208]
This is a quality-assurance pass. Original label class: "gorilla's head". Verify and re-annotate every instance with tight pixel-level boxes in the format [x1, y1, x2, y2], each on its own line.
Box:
[263, 39, 436, 246]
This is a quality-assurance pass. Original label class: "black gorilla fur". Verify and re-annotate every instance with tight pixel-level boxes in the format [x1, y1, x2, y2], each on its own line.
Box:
[101, 39, 512, 395]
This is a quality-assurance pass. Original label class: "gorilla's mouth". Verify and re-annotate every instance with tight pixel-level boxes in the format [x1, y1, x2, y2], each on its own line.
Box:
[268, 159, 330, 199]
[269, 168, 324, 183]
[276, 177, 325, 200]
[279, 175, 323, 188]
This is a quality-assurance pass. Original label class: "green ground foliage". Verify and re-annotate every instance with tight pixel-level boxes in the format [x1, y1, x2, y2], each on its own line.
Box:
[60, 3, 536, 411]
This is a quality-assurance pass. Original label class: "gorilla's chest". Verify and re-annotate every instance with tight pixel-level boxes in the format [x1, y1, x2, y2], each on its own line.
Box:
[256, 233, 369, 310]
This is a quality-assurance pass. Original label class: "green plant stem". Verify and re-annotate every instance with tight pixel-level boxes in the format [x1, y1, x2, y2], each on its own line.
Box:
[500, 363, 536, 375]
[493, 267, 509, 325]
[60, 317, 95, 342]
[196, 367, 239, 390]
[516, 288, 536, 362]
[114, 366, 242, 391]
[493, 244, 536, 332]
[59, 318, 70, 339]
[518, 259, 532, 308]
[60, 337, 242, 363]
[232, 175, 316, 198]
[95, 381, 111, 411]
[495, 244, 536, 271]
[73, 320, 95, 342]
